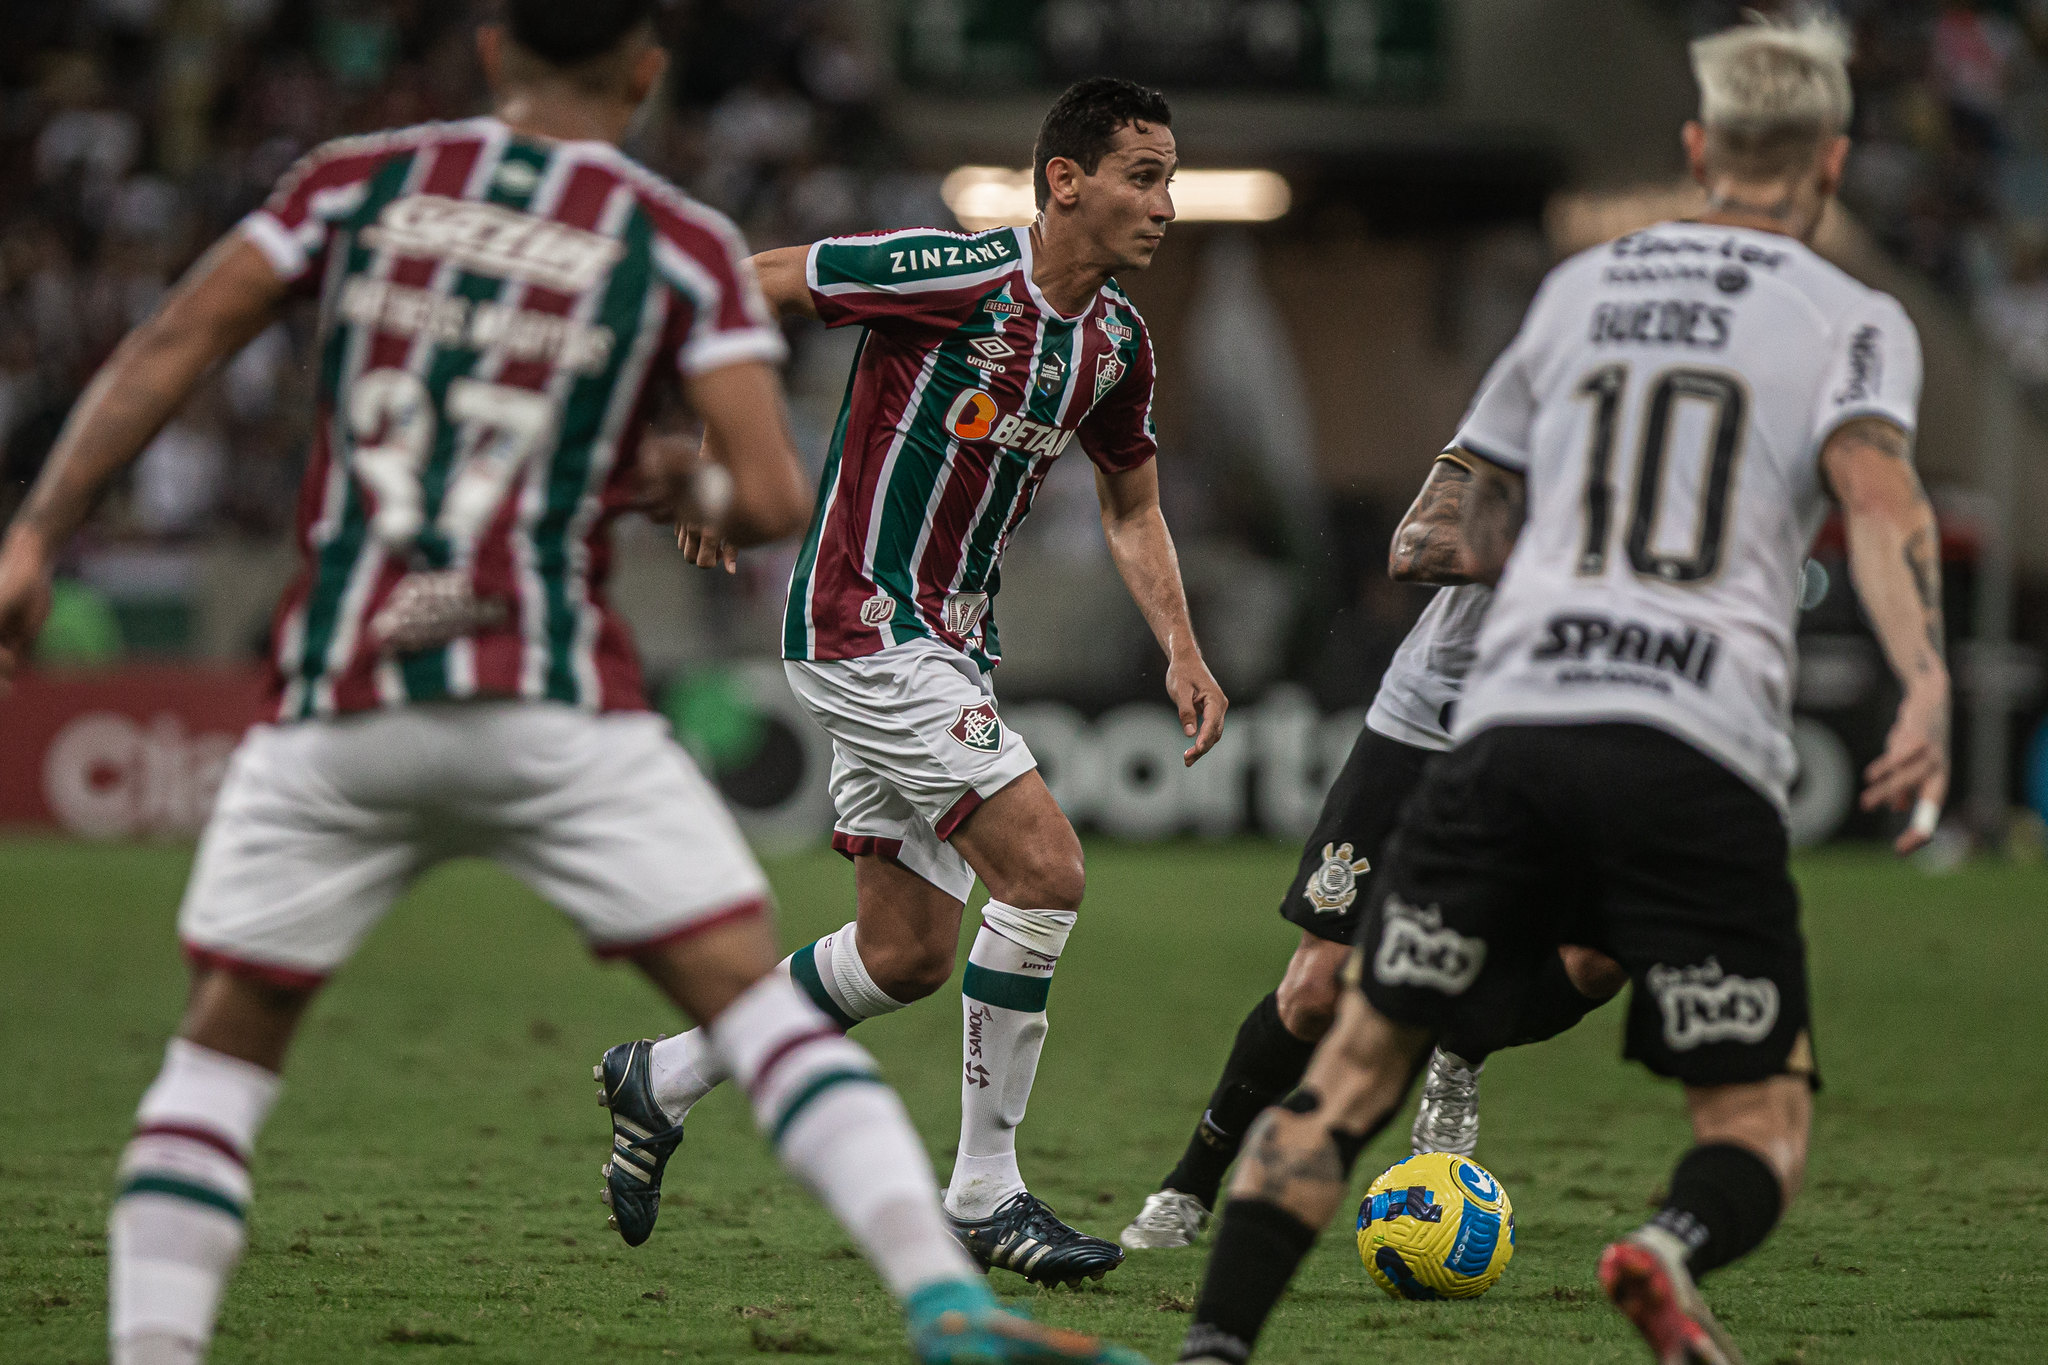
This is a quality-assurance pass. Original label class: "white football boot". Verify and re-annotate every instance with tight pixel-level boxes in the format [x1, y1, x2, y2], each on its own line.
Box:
[1409, 1048, 1483, 1156]
[1118, 1189, 1211, 1249]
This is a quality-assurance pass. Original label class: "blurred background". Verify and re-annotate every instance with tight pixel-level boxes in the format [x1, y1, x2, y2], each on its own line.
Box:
[5, 0, 2048, 855]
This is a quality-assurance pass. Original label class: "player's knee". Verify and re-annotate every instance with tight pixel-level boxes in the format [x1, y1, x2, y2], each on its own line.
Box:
[857, 936, 956, 1002]
[1275, 970, 1339, 1041]
[1561, 944, 1628, 999]
[1002, 848, 1086, 914]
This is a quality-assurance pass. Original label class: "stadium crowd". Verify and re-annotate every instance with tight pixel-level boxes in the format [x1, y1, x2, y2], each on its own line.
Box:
[0, 0, 899, 546]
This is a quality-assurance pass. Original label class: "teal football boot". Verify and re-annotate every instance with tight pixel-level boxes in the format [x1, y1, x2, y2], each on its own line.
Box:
[908, 1280, 1151, 1365]
[593, 1039, 685, 1246]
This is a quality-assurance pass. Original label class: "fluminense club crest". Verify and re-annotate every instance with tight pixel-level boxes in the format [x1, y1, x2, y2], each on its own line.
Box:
[948, 701, 1004, 754]
[1305, 841, 1371, 914]
[1093, 349, 1126, 403]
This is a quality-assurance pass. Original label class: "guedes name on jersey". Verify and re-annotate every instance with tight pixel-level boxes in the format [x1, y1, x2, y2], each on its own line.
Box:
[1532, 613, 1722, 688]
[1590, 299, 1732, 349]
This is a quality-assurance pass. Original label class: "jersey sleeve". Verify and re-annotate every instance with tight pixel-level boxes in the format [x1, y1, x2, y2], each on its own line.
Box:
[237, 134, 399, 295]
[1810, 292, 1922, 450]
[651, 210, 790, 377]
[806, 230, 1021, 335]
[1076, 324, 1159, 473]
[1452, 267, 1565, 472]
[1453, 335, 1540, 472]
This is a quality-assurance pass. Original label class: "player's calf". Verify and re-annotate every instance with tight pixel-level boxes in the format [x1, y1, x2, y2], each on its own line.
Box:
[109, 1039, 281, 1365]
[1179, 998, 1429, 1365]
[1604, 1078, 1805, 1365]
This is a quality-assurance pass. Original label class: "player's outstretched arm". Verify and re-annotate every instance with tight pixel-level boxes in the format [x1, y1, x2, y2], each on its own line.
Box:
[1388, 450, 1522, 585]
[0, 234, 288, 686]
[1822, 416, 1950, 852]
[749, 247, 820, 321]
[670, 360, 814, 572]
[1095, 461, 1228, 766]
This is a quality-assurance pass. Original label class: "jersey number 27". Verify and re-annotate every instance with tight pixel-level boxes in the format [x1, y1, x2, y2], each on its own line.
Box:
[346, 368, 555, 552]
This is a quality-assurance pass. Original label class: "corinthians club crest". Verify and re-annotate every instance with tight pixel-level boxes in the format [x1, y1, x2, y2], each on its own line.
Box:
[949, 701, 1004, 754]
[1305, 842, 1371, 915]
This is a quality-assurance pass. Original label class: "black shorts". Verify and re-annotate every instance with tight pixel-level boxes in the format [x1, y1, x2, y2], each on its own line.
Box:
[1356, 723, 1819, 1090]
[1279, 725, 1436, 944]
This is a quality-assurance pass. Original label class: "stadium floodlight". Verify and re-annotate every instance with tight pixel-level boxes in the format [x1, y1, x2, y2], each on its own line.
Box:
[941, 166, 1291, 230]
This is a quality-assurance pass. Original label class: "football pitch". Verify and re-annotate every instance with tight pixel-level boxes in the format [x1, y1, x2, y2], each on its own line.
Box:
[3, 837, 2045, 1364]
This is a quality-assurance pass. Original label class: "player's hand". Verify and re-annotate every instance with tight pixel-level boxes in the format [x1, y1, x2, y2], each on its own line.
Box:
[1862, 683, 1949, 854]
[0, 525, 55, 692]
[636, 430, 736, 534]
[678, 525, 738, 574]
[1166, 650, 1228, 767]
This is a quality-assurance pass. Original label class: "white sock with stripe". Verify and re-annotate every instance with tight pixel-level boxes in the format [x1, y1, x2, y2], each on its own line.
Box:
[110, 1040, 280, 1363]
[944, 903, 1076, 1221]
[708, 973, 975, 1299]
[648, 922, 905, 1121]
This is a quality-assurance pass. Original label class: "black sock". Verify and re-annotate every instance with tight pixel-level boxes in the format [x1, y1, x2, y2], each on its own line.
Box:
[1441, 950, 1610, 1063]
[1180, 1199, 1319, 1364]
[1162, 992, 1317, 1208]
[1649, 1143, 1784, 1277]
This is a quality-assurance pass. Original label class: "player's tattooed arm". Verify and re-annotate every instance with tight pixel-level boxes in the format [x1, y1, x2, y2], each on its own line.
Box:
[1821, 415, 1950, 849]
[1388, 450, 1525, 586]
[1461, 453, 1527, 588]
[1389, 455, 1477, 583]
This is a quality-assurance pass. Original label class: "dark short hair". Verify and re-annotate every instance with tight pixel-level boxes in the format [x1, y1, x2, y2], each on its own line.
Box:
[504, 0, 656, 67]
[1032, 77, 1173, 209]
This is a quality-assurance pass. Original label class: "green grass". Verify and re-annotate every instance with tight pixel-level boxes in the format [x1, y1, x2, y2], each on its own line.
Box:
[3, 838, 2046, 1364]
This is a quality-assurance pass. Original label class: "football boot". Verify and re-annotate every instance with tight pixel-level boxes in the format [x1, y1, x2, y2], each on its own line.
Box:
[593, 1039, 686, 1246]
[1599, 1227, 1747, 1365]
[947, 1191, 1124, 1286]
[1409, 1048, 1483, 1156]
[909, 1279, 1150, 1365]
[1118, 1189, 1210, 1250]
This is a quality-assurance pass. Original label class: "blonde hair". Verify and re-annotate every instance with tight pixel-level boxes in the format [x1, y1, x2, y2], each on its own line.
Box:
[1691, 7, 1853, 177]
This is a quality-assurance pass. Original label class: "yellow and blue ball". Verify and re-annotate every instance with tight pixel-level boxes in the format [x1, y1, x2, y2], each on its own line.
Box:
[1356, 1152, 1516, 1300]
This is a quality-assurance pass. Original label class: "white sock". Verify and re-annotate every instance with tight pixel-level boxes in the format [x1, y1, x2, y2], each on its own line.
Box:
[945, 903, 1075, 1220]
[708, 974, 975, 1299]
[110, 1041, 281, 1360]
[648, 922, 905, 1122]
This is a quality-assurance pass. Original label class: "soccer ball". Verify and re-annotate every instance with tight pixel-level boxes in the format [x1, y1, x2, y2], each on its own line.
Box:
[1356, 1151, 1515, 1300]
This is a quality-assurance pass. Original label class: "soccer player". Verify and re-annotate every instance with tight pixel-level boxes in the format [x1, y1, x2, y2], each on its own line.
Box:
[1119, 458, 1629, 1250]
[0, 7, 1147, 1364]
[595, 78, 1228, 1286]
[1175, 14, 1948, 1365]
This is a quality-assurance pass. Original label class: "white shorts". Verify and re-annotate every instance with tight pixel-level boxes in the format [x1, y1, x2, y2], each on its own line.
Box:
[784, 638, 1037, 902]
[179, 702, 771, 986]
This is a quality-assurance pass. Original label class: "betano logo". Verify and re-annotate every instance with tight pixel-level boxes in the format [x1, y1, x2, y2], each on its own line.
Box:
[947, 391, 1000, 440]
[942, 391, 1077, 456]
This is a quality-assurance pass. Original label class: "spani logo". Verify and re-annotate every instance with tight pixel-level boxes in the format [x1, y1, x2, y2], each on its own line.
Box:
[945, 390, 999, 440]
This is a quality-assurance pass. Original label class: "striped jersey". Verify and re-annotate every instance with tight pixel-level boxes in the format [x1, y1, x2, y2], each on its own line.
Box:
[783, 226, 1159, 669]
[239, 116, 785, 722]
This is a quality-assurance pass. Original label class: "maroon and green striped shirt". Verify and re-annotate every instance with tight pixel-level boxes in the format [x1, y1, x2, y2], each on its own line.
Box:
[784, 226, 1158, 669]
[241, 116, 784, 721]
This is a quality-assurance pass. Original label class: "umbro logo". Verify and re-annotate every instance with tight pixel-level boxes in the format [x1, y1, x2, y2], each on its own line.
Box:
[970, 336, 1014, 360]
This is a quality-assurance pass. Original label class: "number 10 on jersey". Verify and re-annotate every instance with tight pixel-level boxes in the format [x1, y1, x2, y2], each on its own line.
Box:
[1574, 365, 1747, 585]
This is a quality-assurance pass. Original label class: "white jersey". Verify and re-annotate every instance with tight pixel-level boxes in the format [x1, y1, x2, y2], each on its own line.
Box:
[1453, 221, 1922, 809]
[1366, 584, 1493, 752]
